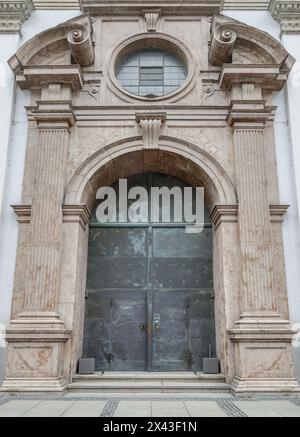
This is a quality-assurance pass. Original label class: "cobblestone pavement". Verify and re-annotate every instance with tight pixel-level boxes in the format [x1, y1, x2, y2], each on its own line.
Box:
[0, 394, 300, 417]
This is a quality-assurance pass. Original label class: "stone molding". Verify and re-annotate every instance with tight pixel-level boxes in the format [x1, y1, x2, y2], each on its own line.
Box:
[220, 65, 290, 92]
[29, 100, 76, 130]
[135, 113, 166, 150]
[32, 0, 79, 9]
[210, 204, 238, 228]
[12, 204, 92, 229]
[62, 204, 91, 230]
[14, 66, 84, 91]
[80, 1, 222, 16]
[223, 0, 270, 9]
[0, 0, 33, 34]
[270, 0, 300, 34]
[227, 101, 274, 129]
[11, 204, 31, 223]
[270, 204, 289, 222]
[210, 204, 289, 228]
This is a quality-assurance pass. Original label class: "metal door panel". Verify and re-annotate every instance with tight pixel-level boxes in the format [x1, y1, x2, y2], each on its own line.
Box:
[110, 290, 148, 371]
[153, 228, 213, 258]
[87, 227, 148, 289]
[83, 173, 216, 372]
[152, 290, 189, 371]
[83, 289, 147, 371]
[83, 289, 112, 371]
[152, 258, 213, 289]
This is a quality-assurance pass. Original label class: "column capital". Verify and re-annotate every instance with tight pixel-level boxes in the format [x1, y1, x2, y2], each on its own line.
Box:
[270, 0, 300, 34]
[28, 100, 76, 129]
[0, 0, 33, 34]
[227, 100, 274, 129]
[210, 204, 238, 229]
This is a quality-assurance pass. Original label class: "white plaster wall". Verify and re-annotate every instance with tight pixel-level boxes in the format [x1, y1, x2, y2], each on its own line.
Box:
[224, 11, 300, 382]
[0, 35, 19, 220]
[0, 10, 80, 382]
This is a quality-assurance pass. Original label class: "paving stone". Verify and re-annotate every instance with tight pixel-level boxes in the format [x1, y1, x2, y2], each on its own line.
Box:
[0, 400, 41, 417]
[184, 401, 228, 417]
[114, 401, 151, 417]
[62, 400, 106, 417]
[151, 401, 189, 417]
[22, 400, 74, 417]
[234, 400, 300, 417]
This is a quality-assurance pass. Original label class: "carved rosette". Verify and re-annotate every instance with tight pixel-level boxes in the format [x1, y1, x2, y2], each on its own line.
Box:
[136, 113, 166, 150]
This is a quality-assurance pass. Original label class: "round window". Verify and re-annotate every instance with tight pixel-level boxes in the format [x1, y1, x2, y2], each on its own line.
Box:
[116, 49, 188, 98]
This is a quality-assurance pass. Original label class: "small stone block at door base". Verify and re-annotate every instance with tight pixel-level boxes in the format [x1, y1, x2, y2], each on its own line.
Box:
[203, 358, 219, 374]
[78, 358, 95, 374]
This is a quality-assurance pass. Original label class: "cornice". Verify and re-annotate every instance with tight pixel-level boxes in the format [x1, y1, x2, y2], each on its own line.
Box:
[80, 1, 222, 16]
[222, 0, 270, 9]
[0, 0, 33, 33]
[270, 0, 300, 33]
[32, 1, 79, 9]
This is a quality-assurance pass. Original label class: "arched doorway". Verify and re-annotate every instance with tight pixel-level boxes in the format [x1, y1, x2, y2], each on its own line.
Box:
[82, 172, 216, 372]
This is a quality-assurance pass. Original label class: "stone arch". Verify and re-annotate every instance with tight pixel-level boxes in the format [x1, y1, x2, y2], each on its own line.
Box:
[65, 136, 237, 212]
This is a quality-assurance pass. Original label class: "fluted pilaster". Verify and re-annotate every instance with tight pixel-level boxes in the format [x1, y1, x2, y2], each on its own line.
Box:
[20, 99, 75, 319]
[233, 127, 278, 317]
[24, 129, 69, 312]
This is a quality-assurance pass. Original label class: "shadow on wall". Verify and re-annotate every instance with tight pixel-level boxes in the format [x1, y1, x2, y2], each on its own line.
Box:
[293, 325, 300, 383]
[0, 348, 5, 384]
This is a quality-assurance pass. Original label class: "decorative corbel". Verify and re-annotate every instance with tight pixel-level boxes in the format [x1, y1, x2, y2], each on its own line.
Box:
[136, 113, 166, 150]
[143, 9, 161, 32]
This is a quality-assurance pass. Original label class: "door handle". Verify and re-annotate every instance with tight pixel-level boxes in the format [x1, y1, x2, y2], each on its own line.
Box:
[153, 314, 160, 333]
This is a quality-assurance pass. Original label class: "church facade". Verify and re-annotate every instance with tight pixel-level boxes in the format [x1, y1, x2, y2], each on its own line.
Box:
[0, 0, 300, 394]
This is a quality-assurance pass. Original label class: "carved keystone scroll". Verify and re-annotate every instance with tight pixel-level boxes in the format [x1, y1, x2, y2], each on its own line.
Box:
[143, 9, 161, 32]
[136, 113, 166, 150]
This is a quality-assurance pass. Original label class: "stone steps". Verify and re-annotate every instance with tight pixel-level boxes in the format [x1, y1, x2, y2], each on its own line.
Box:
[68, 372, 230, 393]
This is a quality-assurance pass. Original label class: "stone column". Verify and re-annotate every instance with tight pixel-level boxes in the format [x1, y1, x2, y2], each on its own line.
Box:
[1, 92, 74, 392]
[227, 98, 299, 393]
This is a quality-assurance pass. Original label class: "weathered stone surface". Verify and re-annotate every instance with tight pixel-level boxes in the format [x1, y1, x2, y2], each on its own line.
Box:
[1, 9, 299, 394]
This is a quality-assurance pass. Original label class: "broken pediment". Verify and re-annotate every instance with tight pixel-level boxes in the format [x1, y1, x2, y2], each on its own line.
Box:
[8, 14, 94, 90]
[209, 14, 295, 91]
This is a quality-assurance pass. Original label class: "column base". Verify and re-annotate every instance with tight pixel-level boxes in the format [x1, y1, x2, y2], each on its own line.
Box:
[231, 377, 300, 394]
[228, 320, 300, 394]
[1, 315, 71, 394]
[1, 377, 67, 393]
